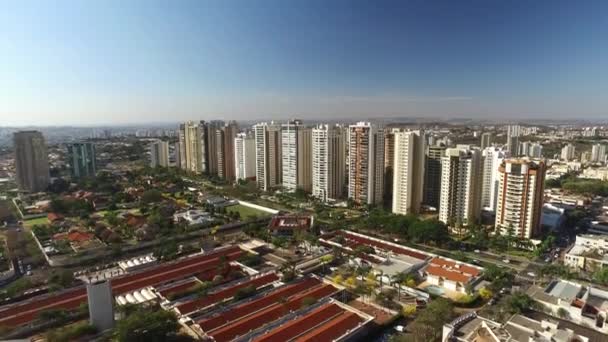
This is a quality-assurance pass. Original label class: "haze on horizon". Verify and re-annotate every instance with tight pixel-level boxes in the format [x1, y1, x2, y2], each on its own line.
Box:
[2, 0, 607, 126]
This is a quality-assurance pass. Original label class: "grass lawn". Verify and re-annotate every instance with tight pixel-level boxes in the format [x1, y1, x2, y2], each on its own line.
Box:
[226, 204, 270, 219]
[23, 216, 49, 228]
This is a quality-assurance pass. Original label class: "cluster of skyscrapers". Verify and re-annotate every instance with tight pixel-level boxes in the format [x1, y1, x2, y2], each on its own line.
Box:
[168, 120, 547, 239]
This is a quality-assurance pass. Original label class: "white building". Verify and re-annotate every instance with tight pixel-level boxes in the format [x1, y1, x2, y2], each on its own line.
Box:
[495, 159, 546, 239]
[481, 147, 508, 212]
[565, 234, 608, 271]
[561, 143, 576, 161]
[254, 122, 282, 191]
[591, 144, 606, 163]
[149, 140, 169, 167]
[439, 145, 482, 227]
[234, 132, 256, 181]
[348, 122, 385, 206]
[392, 130, 426, 215]
[527, 280, 608, 334]
[281, 120, 312, 192]
[312, 124, 346, 202]
[87, 280, 115, 331]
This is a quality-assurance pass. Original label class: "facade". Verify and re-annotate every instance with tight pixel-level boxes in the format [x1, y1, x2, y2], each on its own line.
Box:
[311, 124, 346, 202]
[438, 145, 482, 227]
[480, 132, 493, 150]
[348, 122, 385, 206]
[481, 147, 508, 212]
[254, 122, 282, 191]
[495, 159, 546, 239]
[234, 132, 256, 180]
[591, 144, 606, 163]
[506, 125, 521, 156]
[529, 142, 543, 158]
[67, 142, 97, 178]
[13, 131, 50, 192]
[392, 130, 426, 215]
[561, 143, 576, 161]
[149, 140, 169, 167]
[423, 145, 446, 209]
[281, 120, 312, 192]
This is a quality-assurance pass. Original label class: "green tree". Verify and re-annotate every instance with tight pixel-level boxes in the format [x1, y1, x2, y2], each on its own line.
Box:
[115, 307, 193, 342]
[407, 298, 454, 342]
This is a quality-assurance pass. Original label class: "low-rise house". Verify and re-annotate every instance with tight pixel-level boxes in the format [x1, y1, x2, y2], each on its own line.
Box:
[423, 257, 482, 294]
[565, 234, 608, 271]
[527, 280, 608, 334]
[443, 311, 599, 342]
[47, 212, 64, 223]
[173, 209, 214, 226]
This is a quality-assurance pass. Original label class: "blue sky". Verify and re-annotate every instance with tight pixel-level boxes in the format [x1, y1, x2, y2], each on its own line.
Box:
[1, 0, 607, 125]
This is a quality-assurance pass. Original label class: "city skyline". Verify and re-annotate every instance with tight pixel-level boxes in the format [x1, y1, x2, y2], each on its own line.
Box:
[2, 0, 608, 126]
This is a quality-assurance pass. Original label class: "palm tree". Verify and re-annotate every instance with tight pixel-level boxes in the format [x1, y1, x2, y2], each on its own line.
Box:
[391, 272, 408, 301]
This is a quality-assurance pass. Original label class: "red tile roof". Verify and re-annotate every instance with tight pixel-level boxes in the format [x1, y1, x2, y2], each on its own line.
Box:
[0, 246, 243, 327]
[253, 303, 344, 342]
[47, 212, 64, 222]
[425, 257, 481, 284]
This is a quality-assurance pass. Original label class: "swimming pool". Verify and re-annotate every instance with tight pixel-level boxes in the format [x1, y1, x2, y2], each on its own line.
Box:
[425, 285, 445, 296]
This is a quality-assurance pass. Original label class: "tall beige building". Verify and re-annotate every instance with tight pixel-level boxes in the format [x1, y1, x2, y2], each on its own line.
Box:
[392, 130, 426, 215]
[495, 159, 546, 239]
[254, 122, 282, 191]
[312, 124, 346, 202]
[438, 145, 482, 227]
[178, 121, 208, 173]
[282, 120, 312, 192]
[14, 131, 50, 192]
[348, 122, 385, 206]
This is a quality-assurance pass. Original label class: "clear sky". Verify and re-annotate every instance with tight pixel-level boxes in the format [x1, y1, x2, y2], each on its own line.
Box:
[1, 0, 607, 126]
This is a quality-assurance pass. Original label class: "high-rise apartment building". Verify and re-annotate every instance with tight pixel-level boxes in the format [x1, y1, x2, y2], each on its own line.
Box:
[384, 130, 396, 204]
[438, 145, 482, 227]
[177, 123, 187, 169]
[392, 131, 426, 215]
[591, 144, 606, 163]
[348, 122, 385, 206]
[561, 143, 576, 161]
[205, 120, 224, 175]
[281, 120, 312, 192]
[528, 143, 543, 158]
[480, 132, 493, 150]
[312, 124, 346, 202]
[423, 145, 446, 209]
[506, 125, 521, 155]
[254, 122, 282, 191]
[234, 132, 256, 180]
[149, 140, 169, 167]
[13, 131, 50, 192]
[67, 142, 97, 178]
[179, 121, 208, 173]
[481, 147, 507, 212]
[495, 159, 546, 239]
[217, 121, 238, 180]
